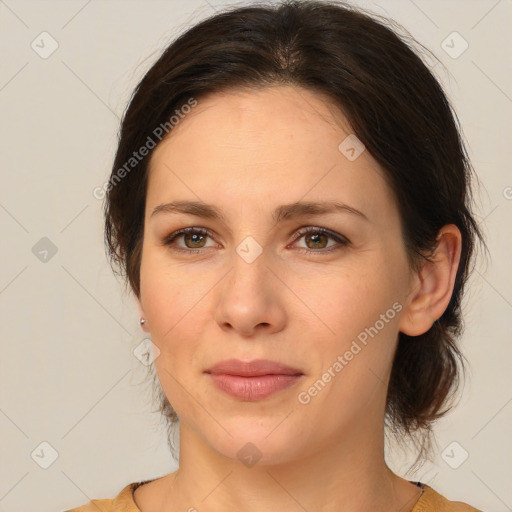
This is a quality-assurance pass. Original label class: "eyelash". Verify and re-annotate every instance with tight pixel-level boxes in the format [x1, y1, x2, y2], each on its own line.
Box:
[161, 226, 350, 255]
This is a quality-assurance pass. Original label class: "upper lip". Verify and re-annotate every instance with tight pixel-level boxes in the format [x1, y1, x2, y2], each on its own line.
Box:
[205, 359, 303, 377]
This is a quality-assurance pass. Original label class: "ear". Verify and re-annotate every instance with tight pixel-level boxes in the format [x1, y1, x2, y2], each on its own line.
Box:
[135, 295, 150, 333]
[399, 224, 462, 336]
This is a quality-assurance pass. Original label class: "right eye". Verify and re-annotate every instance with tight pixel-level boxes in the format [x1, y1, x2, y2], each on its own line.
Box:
[162, 227, 218, 253]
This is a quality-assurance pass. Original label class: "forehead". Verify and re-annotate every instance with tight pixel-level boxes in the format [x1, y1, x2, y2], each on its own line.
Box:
[145, 85, 396, 224]
[152, 85, 352, 159]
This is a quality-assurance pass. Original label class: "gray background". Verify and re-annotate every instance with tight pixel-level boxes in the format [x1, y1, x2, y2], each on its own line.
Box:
[0, 1, 511, 511]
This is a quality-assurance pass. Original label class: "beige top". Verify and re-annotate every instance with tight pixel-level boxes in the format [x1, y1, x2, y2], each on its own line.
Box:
[65, 479, 483, 511]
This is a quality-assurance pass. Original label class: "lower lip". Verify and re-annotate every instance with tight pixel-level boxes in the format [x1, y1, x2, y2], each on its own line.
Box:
[208, 373, 303, 401]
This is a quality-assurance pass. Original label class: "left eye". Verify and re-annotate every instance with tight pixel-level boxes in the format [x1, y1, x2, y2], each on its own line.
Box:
[162, 226, 349, 254]
[291, 227, 349, 253]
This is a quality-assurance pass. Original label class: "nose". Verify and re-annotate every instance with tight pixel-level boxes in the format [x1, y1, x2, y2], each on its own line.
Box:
[215, 249, 287, 338]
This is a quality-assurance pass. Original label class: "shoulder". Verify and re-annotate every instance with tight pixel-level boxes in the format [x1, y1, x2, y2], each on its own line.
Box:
[63, 481, 144, 512]
[413, 483, 484, 512]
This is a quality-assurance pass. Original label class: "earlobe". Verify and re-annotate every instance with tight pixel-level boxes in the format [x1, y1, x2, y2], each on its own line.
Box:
[398, 224, 462, 336]
[135, 296, 149, 332]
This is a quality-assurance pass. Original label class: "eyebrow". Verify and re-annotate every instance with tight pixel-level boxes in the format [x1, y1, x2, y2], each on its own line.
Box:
[151, 200, 369, 224]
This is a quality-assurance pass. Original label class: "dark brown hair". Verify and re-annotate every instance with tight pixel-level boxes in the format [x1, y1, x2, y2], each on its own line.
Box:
[104, 0, 486, 463]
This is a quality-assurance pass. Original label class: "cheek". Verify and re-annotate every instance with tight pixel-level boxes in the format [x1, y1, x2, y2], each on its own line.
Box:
[300, 264, 395, 342]
[142, 263, 206, 413]
[301, 263, 403, 387]
[140, 247, 202, 329]
[139, 254, 200, 365]
[295, 280, 401, 426]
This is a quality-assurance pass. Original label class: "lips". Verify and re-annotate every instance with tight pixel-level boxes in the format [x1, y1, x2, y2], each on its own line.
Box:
[205, 359, 304, 401]
[206, 359, 303, 377]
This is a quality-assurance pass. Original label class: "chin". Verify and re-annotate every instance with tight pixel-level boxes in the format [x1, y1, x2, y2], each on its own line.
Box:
[203, 419, 306, 467]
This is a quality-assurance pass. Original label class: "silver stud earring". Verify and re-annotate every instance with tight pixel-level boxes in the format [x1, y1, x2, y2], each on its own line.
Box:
[140, 318, 146, 325]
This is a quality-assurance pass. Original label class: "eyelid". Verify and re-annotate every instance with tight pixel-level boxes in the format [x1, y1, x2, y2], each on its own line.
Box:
[291, 226, 350, 245]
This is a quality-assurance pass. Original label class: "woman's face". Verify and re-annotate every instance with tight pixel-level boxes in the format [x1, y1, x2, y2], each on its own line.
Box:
[138, 85, 416, 464]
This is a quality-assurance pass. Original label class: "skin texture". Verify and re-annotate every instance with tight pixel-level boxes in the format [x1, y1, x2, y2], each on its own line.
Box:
[133, 85, 462, 512]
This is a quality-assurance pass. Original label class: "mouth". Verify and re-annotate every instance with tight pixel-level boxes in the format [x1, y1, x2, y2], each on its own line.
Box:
[205, 359, 304, 401]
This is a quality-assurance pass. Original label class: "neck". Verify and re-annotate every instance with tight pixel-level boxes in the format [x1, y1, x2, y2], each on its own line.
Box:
[159, 420, 421, 512]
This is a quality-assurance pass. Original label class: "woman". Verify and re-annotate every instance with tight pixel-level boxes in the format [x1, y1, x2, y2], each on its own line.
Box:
[67, 0, 485, 510]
